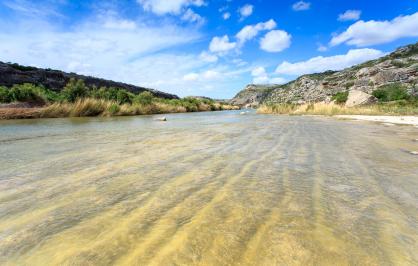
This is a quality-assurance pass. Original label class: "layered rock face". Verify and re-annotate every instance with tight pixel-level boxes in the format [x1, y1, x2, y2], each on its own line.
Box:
[0, 62, 179, 99]
[229, 85, 273, 108]
[231, 42, 418, 107]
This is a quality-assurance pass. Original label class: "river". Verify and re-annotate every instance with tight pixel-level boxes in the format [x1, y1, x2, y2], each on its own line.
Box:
[0, 110, 417, 265]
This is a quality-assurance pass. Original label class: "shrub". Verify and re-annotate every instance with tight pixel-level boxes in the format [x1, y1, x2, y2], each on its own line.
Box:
[62, 78, 88, 102]
[344, 81, 354, 90]
[331, 91, 349, 104]
[392, 60, 406, 68]
[8, 83, 46, 103]
[133, 91, 154, 105]
[0, 86, 10, 103]
[372, 83, 409, 102]
[116, 90, 133, 104]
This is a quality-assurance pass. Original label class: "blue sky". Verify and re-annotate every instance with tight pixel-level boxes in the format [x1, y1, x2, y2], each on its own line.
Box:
[0, 0, 417, 98]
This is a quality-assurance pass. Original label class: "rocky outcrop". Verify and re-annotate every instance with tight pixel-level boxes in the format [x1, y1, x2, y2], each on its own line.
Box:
[345, 90, 377, 107]
[230, 84, 273, 108]
[232, 42, 418, 106]
[0, 62, 179, 99]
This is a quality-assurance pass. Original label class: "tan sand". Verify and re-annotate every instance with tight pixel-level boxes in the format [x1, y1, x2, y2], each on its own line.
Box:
[337, 115, 418, 127]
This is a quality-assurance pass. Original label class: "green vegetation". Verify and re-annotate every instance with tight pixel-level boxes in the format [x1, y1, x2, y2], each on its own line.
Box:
[305, 70, 337, 81]
[258, 102, 418, 116]
[344, 81, 354, 89]
[331, 91, 349, 104]
[9, 63, 37, 72]
[372, 83, 412, 102]
[0, 78, 239, 119]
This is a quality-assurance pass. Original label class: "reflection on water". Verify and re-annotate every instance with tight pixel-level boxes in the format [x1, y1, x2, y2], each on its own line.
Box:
[0, 111, 417, 265]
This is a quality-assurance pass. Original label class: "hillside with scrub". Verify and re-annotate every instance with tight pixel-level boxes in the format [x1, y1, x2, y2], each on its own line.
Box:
[0, 79, 238, 119]
[231, 42, 418, 115]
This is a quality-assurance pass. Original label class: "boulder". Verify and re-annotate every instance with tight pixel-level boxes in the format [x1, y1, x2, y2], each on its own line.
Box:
[345, 90, 377, 107]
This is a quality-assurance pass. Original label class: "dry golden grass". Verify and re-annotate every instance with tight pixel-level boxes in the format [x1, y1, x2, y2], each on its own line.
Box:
[257, 102, 418, 116]
[1, 98, 240, 119]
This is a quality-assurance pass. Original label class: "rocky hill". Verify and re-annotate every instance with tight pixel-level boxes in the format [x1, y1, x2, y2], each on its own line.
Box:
[0, 62, 179, 99]
[231, 42, 418, 107]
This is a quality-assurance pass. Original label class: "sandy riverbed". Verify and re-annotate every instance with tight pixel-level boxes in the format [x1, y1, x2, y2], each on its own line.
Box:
[337, 115, 418, 127]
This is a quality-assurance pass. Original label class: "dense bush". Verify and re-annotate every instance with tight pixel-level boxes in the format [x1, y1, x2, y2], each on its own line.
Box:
[62, 78, 88, 102]
[372, 83, 410, 102]
[133, 91, 154, 105]
[0, 86, 10, 102]
[331, 91, 349, 104]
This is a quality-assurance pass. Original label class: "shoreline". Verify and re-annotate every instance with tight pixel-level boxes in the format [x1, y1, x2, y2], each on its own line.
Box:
[336, 115, 418, 126]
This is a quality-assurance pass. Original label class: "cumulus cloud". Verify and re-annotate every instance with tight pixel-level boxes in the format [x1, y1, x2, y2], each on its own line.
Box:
[238, 4, 253, 19]
[260, 30, 291, 52]
[223, 12, 231, 20]
[181, 8, 205, 24]
[209, 35, 236, 53]
[251, 66, 286, 84]
[292, 1, 310, 11]
[338, 10, 361, 21]
[236, 19, 277, 45]
[330, 12, 418, 47]
[137, 0, 205, 15]
[275, 48, 383, 76]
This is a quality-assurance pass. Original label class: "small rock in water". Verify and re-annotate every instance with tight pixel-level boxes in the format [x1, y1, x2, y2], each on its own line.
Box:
[156, 117, 167, 121]
[240, 112, 246, 115]
[410, 151, 418, 155]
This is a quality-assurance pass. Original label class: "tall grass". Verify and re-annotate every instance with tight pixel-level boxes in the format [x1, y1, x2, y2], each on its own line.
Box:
[0, 79, 239, 119]
[258, 102, 418, 116]
[0, 98, 239, 119]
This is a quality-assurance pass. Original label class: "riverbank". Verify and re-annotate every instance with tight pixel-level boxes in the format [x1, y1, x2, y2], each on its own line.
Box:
[0, 98, 239, 120]
[336, 115, 418, 126]
[257, 102, 418, 116]
[0, 81, 239, 119]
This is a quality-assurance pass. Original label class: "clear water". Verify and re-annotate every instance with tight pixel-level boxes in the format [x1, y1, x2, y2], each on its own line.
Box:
[0, 111, 417, 265]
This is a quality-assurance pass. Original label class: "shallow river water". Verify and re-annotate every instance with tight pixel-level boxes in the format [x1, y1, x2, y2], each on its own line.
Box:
[0, 110, 418, 265]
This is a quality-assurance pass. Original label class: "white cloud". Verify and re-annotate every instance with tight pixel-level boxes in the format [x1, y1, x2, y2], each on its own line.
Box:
[103, 19, 137, 30]
[238, 4, 253, 19]
[236, 19, 277, 45]
[275, 48, 384, 76]
[292, 1, 310, 11]
[0, 12, 205, 94]
[251, 66, 267, 77]
[260, 30, 291, 52]
[338, 10, 361, 21]
[209, 35, 236, 53]
[137, 0, 205, 15]
[181, 8, 205, 24]
[3, 0, 63, 17]
[183, 72, 199, 81]
[183, 70, 220, 82]
[199, 51, 218, 62]
[269, 77, 287, 84]
[251, 67, 286, 84]
[330, 12, 418, 47]
[317, 43, 328, 52]
[223, 12, 231, 20]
